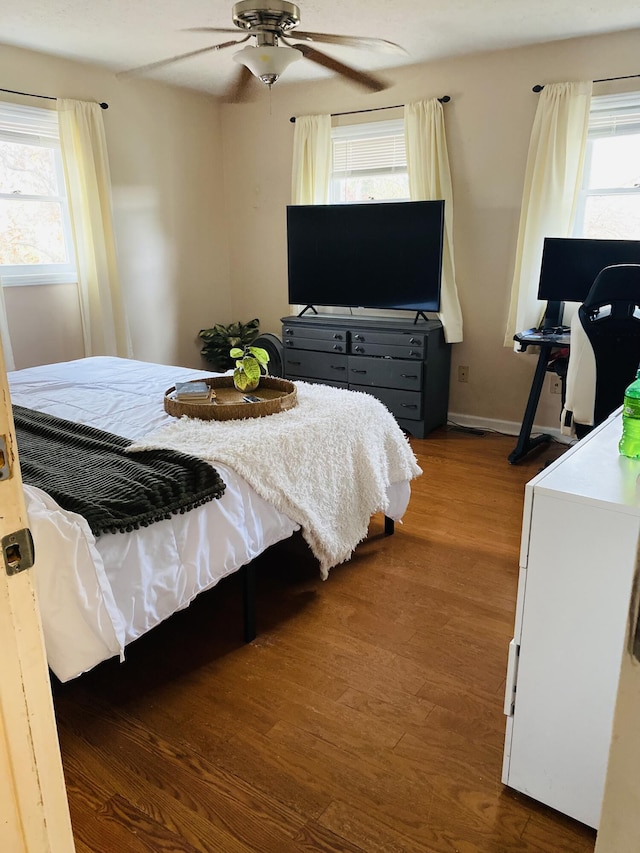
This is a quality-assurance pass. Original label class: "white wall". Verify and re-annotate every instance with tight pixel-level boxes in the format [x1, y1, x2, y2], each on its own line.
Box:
[5, 284, 84, 368]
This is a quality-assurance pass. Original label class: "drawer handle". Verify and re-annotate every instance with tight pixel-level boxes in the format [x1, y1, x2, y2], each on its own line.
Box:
[409, 337, 421, 345]
[353, 346, 364, 353]
[409, 351, 421, 357]
[333, 344, 344, 351]
[285, 340, 294, 346]
[332, 334, 343, 340]
[353, 334, 364, 341]
[351, 369, 367, 374]
[284, 328, 293, 335]
[401, 403, 418, 409]
[401, 374, 418, 379]
[331, 365, 346, 371]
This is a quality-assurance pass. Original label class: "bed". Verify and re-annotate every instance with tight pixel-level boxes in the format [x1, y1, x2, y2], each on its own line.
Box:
[8, 356, 421, 682]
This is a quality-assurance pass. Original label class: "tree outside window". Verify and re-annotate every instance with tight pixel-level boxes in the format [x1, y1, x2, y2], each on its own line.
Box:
[0, 103, 76, 286]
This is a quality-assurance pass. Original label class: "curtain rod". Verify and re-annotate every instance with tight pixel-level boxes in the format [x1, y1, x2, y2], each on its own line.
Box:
[289, 96, 450, 123]
[0, 86, 108, 109]
[532, 73, 640, 92]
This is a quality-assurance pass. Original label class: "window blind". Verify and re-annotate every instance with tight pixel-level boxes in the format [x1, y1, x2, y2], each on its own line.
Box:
[589, 91, 640, 138]
[332, 119, 406, 175]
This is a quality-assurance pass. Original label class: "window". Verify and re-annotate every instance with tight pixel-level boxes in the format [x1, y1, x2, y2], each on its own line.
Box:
[330, 119, 409, 204]
[0, 102, 76, 286]
[573, 92, 640, 240]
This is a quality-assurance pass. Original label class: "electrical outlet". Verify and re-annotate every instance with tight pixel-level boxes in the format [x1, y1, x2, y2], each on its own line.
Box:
[458, 365, 469, 383]
[550, 376, 562, 395]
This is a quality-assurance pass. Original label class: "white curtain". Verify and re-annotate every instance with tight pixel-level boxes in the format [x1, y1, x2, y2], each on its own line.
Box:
[504, 81, 592, 344]
[291, 115, 331, 205]
[404, 98, 463, 344]
[57, 99, 132, 357]
[0, 279, 15, 371]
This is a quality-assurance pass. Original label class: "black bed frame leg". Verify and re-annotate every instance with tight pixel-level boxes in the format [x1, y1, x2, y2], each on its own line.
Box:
[242, 563, 256, 643]
[384, 516, 395, 536]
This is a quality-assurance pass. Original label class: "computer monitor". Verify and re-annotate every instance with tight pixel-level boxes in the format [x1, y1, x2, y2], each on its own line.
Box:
[537, 237, 640, 329]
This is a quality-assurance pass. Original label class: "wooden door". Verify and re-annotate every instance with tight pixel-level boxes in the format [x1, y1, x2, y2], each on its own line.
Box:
[0, 340, 75, 851]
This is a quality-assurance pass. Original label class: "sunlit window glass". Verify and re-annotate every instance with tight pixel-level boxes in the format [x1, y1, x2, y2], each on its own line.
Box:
[573, 92, 640, 241]
[0, 102, 76, 286]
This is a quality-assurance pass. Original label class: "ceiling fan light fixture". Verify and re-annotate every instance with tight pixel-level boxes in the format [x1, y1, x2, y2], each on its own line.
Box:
[233, 44, 300, 86]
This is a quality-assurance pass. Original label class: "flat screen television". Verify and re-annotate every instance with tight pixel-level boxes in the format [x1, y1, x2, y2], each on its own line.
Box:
[537, 237, 640, 328]
[286, 200, 444, 318]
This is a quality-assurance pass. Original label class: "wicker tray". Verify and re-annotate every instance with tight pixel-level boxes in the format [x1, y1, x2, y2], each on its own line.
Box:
[164, 376, 297, 421]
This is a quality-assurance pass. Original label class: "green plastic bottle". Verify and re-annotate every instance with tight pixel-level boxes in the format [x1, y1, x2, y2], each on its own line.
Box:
[619, 368, 640, 459]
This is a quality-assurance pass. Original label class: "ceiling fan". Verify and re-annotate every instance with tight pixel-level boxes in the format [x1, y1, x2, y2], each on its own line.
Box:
[119, 0, 406, 101]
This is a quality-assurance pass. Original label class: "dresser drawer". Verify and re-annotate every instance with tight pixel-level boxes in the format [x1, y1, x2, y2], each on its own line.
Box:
[350, 330, 426, 348]
[282, 324, 347, 345]
[284, 336, 346, 354]
[350, 384, 423, 421]
[284, 349, 348, 381]
[348, 357, 423, 391]
[350, 342, 424, 359]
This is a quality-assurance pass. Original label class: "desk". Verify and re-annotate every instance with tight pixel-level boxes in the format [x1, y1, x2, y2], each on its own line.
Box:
[508, 329, 570, 465]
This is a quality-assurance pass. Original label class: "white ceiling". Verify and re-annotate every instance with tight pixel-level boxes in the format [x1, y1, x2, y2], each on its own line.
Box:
[2, 0, 640, 97]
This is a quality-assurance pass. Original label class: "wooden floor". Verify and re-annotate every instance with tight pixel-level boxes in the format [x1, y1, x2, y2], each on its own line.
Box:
[53, 427, 597, 853]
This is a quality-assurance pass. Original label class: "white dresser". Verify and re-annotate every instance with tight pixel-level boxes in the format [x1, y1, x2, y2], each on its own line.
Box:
[502, 409, 640, 828]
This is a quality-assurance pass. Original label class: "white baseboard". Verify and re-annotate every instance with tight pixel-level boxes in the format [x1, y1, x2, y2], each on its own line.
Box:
[446, 411, 574, 445]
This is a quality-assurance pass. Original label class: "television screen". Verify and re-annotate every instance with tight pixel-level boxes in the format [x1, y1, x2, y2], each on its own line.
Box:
[538, 237, 640, 304]
[286, 201, 444, 313]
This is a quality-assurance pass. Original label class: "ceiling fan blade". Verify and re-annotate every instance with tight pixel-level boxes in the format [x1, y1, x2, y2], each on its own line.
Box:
[291, 44, 388, 92]
[222, 64, 256, 103]
[293, 31, 407, 55]
[117, 38, 249, 77]
[183, 27, 243, 35]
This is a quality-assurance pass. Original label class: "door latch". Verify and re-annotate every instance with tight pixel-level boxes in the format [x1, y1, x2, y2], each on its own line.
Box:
[2, 529, 35, 576]
[0, 435, 9, 480]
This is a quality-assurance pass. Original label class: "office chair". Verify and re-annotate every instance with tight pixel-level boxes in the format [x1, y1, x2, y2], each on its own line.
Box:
[562, 264, 640, 437]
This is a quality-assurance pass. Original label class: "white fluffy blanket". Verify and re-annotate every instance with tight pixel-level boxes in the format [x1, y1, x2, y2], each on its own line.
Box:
[128, 382, 422, 578]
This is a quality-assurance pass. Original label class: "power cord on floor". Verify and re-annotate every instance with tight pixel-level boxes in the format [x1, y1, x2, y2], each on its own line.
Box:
[446, 418, 575, 448]
[446, 421, 487, 436]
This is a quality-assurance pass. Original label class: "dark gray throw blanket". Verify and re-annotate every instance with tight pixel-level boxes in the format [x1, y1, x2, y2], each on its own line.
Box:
[13, 405, 226, 537]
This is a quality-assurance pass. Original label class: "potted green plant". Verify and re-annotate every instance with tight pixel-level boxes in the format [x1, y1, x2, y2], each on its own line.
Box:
[230, 344, 270, 392]
[198, 319, 260, 371]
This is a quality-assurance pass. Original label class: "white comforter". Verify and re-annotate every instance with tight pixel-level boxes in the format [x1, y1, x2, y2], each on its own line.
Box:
[9, 357, 416, 683]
